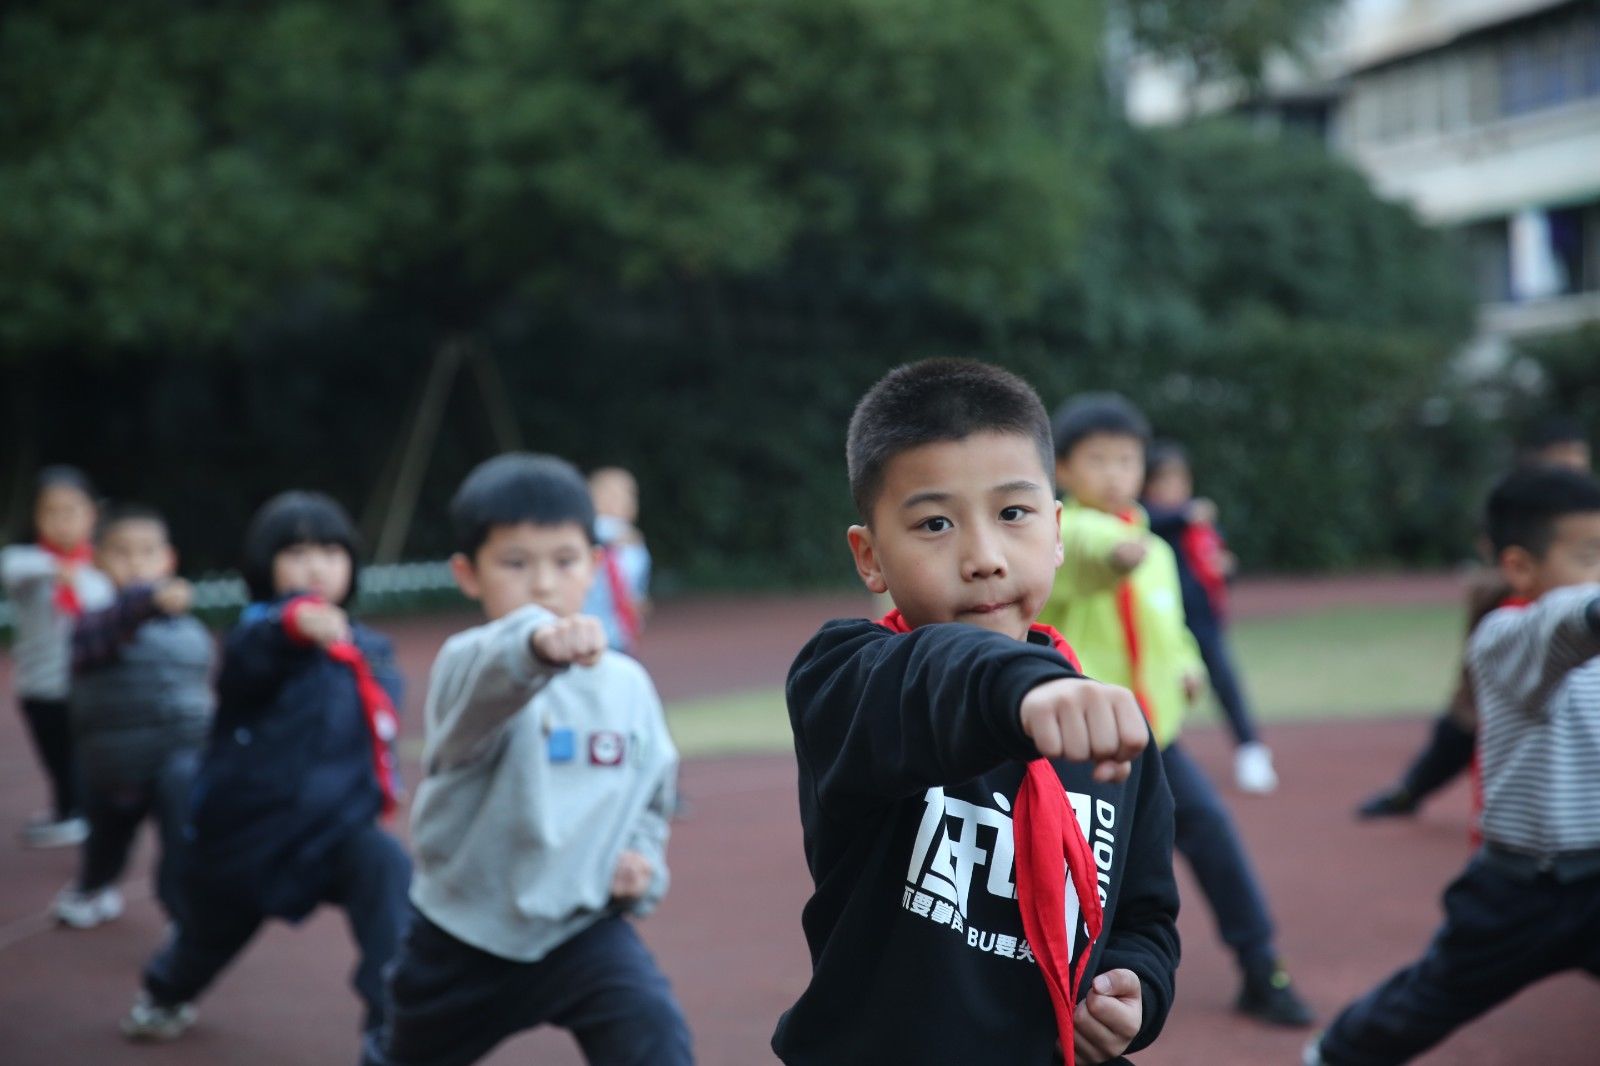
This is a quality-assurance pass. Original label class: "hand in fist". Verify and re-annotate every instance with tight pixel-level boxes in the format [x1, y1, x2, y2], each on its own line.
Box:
[1108, 540, 1147, 574]
[1019, 678, 1147, 783]
[294, 601, 351, 647]
[1072, 968, 1144, 1063]
[610, 849, 654, 901]
[152, 578, 193, 616]
[530, 615, 606, 668]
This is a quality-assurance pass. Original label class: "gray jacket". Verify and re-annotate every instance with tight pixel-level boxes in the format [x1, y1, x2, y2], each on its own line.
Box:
[1, 545, 114, 700]
[72, 604, 215, 786]
[409, 604, 678, 962]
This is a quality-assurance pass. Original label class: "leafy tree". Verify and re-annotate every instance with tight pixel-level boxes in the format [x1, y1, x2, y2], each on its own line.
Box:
[1118, 0, 1342, 97]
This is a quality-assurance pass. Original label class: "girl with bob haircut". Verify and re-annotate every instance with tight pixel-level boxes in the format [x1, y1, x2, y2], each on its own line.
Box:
[125, 491, 411, 1048]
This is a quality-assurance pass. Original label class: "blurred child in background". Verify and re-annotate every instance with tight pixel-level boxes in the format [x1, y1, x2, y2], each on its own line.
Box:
[1143, 441, 1277, 794]
[368, 454, 687, 1066]
[1040, 393, 1313, 1028]
[126, 492, 410, 1047]
[1310, 465, 1600, 1064]
[583, 466, 651, 654]
[1, 466, 114, 848]
[1358, 416, 1592, 820]
[55, 505, 213, 929]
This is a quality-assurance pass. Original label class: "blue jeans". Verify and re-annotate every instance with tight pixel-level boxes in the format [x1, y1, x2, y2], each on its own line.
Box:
[369, 910, 694, 1066]
[1163, 741, 1276, 971]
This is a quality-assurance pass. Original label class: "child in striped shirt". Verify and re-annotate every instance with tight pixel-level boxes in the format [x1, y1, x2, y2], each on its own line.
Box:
[1309, 464, 1600, 1065]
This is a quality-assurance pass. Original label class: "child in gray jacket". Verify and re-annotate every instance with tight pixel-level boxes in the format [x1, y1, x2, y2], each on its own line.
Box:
[56, 504, 213, 929]
[366, 453, 691, 1066]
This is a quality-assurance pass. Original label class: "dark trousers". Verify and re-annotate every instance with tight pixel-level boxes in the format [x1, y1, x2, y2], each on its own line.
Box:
[1187, 614, 1259, 746]
[1397, 711, 1476, 804]
[20, 697, 80, 818]
[368, 910, 694, 1066]
[79, 748, 199, 922]
[1319, 859, 1600, 1065]
[1163, 741, 1276, 971]
[145, 823, 411, 1033]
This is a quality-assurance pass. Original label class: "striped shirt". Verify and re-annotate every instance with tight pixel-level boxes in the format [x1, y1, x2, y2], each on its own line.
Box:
[1468, 583, 1600, 858]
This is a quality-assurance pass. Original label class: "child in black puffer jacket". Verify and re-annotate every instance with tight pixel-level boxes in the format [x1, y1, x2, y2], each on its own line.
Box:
[125, 492, 410, 1049]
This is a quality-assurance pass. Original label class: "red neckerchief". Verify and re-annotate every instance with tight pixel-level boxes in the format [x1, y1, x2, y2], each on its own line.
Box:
[1468, 594, 1534, 847]
[284, 596, 400, 816]
[40, 539, 94, 619]
[1181, 520, 1229, 619]
[878, 609, 1104, 1065]
[602, 546, 642, 648]
[1113, 511, 1155, 733]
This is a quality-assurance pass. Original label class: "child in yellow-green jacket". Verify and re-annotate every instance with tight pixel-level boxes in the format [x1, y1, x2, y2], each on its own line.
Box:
[1038, 393, 1313, 1028]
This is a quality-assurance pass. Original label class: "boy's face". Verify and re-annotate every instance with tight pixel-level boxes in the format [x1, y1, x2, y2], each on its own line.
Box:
[1056, 432, 1145, 514]
[1502, 512, 1600, 599]
[452, 521, 599, 623]
[848, 432, 1062, 642]
[36, 486, 96, 551]
[590, 471, 639, 525]
[273, 542, 353, 604]
[98, 520, 176, 589]
[1142, 459, 1192, 510]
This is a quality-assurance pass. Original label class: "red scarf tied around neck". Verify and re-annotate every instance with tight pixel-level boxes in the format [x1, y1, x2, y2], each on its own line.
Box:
[284, 596, 401, 816]
[878, 610, 1106, 1064]
[40, 540, 94, 619]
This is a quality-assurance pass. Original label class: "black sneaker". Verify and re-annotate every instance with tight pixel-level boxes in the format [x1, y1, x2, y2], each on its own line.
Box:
[1355, 786, 1416, 820]
[1236, 966, 1314, 1027]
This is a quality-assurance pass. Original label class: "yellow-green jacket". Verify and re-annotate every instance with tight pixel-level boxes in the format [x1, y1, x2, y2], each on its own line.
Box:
[1036, 501, 1203, 748]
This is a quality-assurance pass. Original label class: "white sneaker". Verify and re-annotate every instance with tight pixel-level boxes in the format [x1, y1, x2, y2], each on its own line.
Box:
[21, 814, 88, 848]
[54, 884, 124, 929]
[1303, 1035, 1328, 1065]
[1234, 742, 1279, 794]
[122, 992, 197, 1042]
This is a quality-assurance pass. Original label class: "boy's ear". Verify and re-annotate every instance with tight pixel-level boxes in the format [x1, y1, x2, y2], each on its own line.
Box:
[1052, 499, 1064, 569]
[449, 552, 483, 601]
[1497, 544, 1536, 595]
[846, 525, 889, 595]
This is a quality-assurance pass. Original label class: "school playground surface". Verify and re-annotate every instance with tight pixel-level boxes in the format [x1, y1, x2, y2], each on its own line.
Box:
[1, 574, 1594, 1065]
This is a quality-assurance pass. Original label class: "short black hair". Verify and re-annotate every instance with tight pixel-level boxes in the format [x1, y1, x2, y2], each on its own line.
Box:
[35, 464, 96, 501]
[1051, 392, 1151, 460]
[96, 503, 169, 546]
[241, 491, 360, 604]
[1518, 415, 1588, 458]
[846, 359, 1053, 521]
[1485, 465, 1600, 558]
[451, 453, 596, 557]
[1145, 439, 1189, 482]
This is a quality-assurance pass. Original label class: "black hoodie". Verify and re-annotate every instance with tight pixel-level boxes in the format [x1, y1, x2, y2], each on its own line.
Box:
[772, 618, 1180, 1065]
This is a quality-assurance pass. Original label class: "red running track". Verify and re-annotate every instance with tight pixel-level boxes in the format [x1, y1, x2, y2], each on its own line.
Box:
[3, 575, 1592, 1063]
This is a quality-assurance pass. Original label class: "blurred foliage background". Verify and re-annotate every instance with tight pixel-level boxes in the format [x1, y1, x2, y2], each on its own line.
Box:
[1, 0, 1589, 588]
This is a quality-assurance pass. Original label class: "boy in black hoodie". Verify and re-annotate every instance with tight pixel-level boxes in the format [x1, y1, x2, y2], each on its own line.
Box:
[772, 360, 1180, 1066]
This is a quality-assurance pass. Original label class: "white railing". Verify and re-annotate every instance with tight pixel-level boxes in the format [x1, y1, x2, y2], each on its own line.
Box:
[0, 560, 463, 639]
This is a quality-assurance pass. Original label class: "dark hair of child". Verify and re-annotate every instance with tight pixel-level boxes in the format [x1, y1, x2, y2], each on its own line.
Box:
[450, 453, 596, 558]
[845, 358, 1053, 522]
[1050, 393, 1152, 461]
[1518, 415, 1587, 455]
[36, 464, 97, 500]
[1486, 465, 1600, 557]
[95, 503, 169, 545]
[1144, 440, 1189, 483]
[241, 491, 361, 604]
